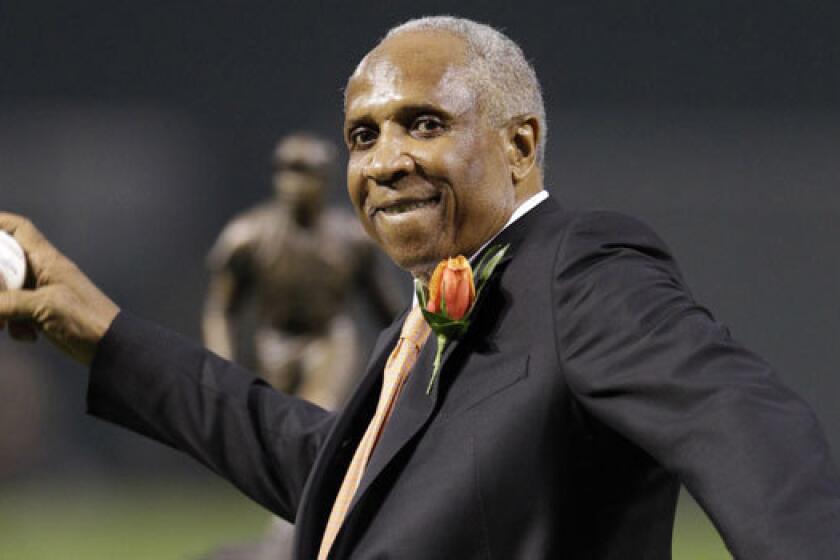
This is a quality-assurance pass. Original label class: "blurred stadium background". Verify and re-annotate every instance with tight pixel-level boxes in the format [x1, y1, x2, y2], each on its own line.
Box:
[2, 1, 839, 558]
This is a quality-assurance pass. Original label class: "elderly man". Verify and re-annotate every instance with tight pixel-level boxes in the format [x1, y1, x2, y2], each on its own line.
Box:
[1, 16, 839, 559]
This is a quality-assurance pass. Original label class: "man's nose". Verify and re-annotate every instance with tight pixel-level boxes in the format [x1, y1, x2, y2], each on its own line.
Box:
[363, 128, 415, 184]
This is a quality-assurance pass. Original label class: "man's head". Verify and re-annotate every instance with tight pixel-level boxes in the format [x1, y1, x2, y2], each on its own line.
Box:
[272, 133, 336, 217]
[343, 16, 546, 280]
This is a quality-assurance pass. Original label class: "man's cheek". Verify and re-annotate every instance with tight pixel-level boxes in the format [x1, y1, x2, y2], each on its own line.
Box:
[346, 177, 364, 209]
[345, 161, 362, 199]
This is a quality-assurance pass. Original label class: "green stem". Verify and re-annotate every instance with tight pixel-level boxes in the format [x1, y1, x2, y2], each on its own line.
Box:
[426, 334, 449, 395]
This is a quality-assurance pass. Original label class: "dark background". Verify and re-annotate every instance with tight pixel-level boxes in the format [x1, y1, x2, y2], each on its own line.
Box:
[1, 0, 838, 543]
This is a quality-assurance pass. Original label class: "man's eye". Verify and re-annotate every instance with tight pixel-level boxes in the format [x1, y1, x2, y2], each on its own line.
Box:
[350, 127, 377, 148]
[412, 116, 444, 135]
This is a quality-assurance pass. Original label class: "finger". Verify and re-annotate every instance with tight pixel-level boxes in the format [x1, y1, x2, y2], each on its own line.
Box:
[0, 289, 41, 321]
[8, 320, 38, 342]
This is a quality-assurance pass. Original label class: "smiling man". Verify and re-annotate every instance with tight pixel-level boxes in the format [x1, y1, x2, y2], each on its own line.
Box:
[343, 27, 542, 280]
[2, 16, 840, 560]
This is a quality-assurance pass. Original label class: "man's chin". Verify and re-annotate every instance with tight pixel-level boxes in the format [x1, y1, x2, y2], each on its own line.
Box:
[380, 243, 443, 284]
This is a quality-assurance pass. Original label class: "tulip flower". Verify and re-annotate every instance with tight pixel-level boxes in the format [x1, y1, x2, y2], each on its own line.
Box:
[426, 256, 476, 320]
[416, 244, 509, 395]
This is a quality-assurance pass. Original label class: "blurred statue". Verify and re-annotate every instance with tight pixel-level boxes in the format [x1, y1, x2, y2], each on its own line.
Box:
[201, 133, 402, 560]
[203, 132, 402, 409]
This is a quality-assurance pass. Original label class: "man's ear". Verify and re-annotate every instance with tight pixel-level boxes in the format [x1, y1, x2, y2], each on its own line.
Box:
[504, 115, 539, 183]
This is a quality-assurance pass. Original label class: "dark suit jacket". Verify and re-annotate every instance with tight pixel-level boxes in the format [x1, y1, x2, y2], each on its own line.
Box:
[88, 198, 840, 558]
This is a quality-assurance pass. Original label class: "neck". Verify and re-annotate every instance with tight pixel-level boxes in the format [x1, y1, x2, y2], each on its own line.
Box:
[285, 199, 321, 228]
[513, 168, 543, 207]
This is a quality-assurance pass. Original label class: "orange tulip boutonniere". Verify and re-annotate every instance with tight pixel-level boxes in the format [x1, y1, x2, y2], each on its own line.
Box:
[415, 244, 509, 395]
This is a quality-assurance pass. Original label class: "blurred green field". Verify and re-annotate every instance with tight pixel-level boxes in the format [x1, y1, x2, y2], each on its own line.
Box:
[0, 480, 729, 559]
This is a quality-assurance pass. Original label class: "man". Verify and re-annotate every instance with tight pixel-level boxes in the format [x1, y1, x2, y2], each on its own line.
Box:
[203, 132, 400, 409]
[1, 16, 839, 559]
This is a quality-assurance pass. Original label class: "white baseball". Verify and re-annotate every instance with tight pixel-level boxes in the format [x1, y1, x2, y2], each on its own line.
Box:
[0, 230, 27, 291]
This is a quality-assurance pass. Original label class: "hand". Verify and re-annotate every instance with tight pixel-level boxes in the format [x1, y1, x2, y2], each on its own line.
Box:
[0, 212, 120, 365]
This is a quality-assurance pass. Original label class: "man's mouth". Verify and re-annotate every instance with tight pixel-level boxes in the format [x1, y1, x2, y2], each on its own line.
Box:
[375, 195, 441, 216]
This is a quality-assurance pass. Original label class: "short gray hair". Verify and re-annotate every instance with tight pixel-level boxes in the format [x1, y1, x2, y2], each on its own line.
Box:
[353, 16, 547, 166]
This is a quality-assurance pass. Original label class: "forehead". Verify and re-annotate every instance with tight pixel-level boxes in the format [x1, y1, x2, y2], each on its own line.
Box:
[345, 31, 477, 119]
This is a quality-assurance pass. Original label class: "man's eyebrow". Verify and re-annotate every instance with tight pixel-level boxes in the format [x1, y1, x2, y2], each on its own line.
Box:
[346, 104, 455, 131]
[344, 116, 373, 133]
[394, 103, 455, 121]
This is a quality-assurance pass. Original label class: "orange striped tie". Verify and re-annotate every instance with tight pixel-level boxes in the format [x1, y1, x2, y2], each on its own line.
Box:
[317, 305, 431, 559]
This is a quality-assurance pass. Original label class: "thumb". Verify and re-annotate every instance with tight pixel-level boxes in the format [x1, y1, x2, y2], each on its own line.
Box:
[0, 212, 61, 281]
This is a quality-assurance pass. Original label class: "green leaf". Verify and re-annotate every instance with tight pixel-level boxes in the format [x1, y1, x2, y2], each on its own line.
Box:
[438, 322, 469, 338]
[426, 334, 449, 395]
[476, 244, 509, 286]
[419, 307, 469, 338]
[461, 244, 509, 321]
[472, 248, 494, 281]
[414, 279, 427, 308]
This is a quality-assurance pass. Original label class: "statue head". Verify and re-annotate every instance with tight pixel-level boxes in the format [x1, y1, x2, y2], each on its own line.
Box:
[272, 133, 337, 220]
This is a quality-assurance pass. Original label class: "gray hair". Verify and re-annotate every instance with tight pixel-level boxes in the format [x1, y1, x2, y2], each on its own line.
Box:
[378, 16, 547, 166]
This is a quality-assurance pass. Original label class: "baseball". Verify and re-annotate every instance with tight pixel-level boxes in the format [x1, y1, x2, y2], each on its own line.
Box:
[0, 230, 27, 291]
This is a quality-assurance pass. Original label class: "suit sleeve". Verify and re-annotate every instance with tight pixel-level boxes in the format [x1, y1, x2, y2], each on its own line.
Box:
[87, 311, 334, 522]
[554, 212, 840, 558]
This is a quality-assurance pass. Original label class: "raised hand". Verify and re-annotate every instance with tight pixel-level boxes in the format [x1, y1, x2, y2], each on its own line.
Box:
[0, 212, 120, 365]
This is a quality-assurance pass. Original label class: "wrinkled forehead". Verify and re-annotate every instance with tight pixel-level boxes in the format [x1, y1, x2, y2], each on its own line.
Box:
[344, 31, 477, 117]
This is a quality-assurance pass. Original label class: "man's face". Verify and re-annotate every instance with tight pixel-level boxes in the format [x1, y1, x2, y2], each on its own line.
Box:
[344, 31, 516, 278]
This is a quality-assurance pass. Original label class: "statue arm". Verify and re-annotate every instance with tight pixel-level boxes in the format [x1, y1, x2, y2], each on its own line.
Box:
[203, 213, 260, 360]
[202, 269, 242, 360]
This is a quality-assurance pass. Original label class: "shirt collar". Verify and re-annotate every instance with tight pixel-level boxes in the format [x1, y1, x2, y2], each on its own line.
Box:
[410, 190, 549, 306]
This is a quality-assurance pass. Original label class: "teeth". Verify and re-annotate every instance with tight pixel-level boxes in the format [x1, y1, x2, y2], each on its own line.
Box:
[382, 199, 436, 215]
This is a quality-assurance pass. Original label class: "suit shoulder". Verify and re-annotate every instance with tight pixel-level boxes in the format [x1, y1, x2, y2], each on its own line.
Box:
[518, 203, 663, 248]
[567, 210, 664, 243]
[560, 210, 672, 260]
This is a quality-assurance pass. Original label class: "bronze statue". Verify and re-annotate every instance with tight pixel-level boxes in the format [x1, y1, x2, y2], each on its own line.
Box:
[203, 132, 401, 409]
[201, 133, 402, 559]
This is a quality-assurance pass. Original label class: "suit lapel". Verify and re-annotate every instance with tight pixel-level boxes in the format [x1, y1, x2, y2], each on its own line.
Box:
[347, 330, 444, 512]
